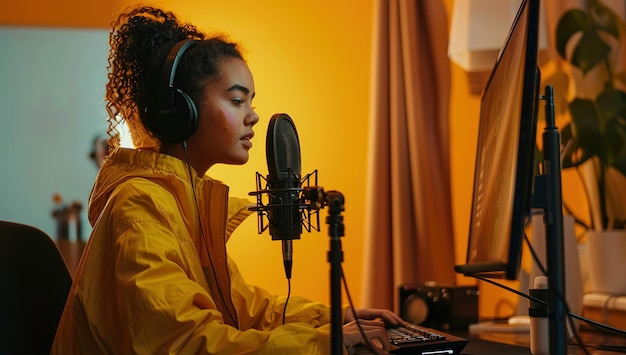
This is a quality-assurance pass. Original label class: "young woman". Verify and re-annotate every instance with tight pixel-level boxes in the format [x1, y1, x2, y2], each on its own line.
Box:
[52, 6, 405, 354]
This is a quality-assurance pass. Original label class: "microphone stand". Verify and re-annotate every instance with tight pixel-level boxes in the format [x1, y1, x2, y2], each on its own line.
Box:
[541, 85, 567, 355]
[301, 186, 345, 354]
[531, 85, 567, 354]
[253, 177, 345, 354]
[325, 191, 345, 355]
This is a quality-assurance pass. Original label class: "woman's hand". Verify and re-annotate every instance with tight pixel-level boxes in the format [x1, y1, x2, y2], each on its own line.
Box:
[342, 308, 408, 354]
[344, 307, 408, 328]
[343, 319, 392, 355]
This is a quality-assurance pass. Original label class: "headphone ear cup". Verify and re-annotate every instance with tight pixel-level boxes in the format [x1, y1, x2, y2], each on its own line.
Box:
[141, 39, 199, 143]
[143, 88, 198, 143]
[170, 89, 199, 142]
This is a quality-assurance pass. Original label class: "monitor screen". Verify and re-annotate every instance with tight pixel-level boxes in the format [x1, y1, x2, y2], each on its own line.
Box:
[455, 0, 541, 280]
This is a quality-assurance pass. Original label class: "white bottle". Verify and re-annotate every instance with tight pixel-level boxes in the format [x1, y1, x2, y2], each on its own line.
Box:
[529, 276, 549, 355]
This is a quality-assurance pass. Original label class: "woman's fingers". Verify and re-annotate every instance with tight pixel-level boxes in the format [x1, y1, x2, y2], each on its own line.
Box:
[345, 307, 408, 327]
[343, 320, 393, 355]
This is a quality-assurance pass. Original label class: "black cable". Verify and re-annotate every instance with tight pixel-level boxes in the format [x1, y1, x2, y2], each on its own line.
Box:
[341, 265, 378, 354]
[472, 274, 626, 338]
[182, 140, 238, 327]
[473, 273, 626, 353]
[283, 278, 291, 325]
[522, 230, 590, 355]
[523, 229, 586, 349]
[524, 226, 626, 339]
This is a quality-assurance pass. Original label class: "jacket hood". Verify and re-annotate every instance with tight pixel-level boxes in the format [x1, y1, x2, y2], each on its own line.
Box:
[88, 148, 253, 240]
[89, 148, 194, 225]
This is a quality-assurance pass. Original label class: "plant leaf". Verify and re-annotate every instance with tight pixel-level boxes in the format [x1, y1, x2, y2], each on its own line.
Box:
[596, 88, 626, 125]
[560, 122, 593, 168]
[589, 0, 621, 38]
[596, 89, 626, 175]
[569, 98, 606, 160]
[611, 139, 626, 178]
[556, 9, 590, 59]
[604, 118, 626, 169]
[570, 30, 612, 74]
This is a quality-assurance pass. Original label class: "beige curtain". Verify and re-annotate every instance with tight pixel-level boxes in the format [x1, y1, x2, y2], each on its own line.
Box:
[362, 0, 456, 311]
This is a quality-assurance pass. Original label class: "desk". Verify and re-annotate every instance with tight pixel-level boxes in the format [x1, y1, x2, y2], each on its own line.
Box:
[353, 328, 626, 354]
[460, 333, 530, 354]
[459, 327, 626, 355]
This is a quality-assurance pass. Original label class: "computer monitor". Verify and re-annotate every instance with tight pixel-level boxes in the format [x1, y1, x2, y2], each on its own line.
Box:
[455, 0, 541, 281]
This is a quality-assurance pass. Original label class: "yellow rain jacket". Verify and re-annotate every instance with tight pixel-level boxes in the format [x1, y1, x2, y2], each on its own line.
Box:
[52, 148, 345, 354]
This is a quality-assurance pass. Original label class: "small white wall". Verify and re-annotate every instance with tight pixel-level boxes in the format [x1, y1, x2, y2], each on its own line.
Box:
[0, 27, 111, 240]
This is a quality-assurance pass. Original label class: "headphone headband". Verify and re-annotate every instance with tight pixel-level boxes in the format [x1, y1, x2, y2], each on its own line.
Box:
[157, 39, 196, 115]
[143, 39, 199, 143]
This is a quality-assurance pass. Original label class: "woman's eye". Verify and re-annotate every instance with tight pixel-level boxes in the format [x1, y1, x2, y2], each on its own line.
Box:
[232, 98, 244, 106]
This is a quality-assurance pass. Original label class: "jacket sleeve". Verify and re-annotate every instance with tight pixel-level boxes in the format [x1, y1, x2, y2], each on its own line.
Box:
[229, 257, 349, 329]
[229, 257, 345, 353]
[114, 216, 345, 354]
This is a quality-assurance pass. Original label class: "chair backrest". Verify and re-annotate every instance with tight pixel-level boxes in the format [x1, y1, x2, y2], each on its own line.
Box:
[0, 220, 73, 354]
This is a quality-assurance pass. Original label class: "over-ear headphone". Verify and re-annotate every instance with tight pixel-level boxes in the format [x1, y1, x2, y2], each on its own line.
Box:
[144, 39, 199, 143]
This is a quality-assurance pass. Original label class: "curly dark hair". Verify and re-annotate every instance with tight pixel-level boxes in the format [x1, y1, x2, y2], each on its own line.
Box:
[105, 6, 243, 149]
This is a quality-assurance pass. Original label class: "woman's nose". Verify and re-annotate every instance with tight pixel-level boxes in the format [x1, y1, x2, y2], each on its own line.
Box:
[248, 110, 260, 126]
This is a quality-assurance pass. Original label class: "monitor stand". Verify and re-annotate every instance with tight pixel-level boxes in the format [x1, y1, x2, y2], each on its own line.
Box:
[529, 212, 583, 338]
[467, 269, 531, 335]
[468, 211, 582, 339]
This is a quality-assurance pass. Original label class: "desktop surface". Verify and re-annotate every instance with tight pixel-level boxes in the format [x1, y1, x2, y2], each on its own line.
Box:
[459, 333, 530, 355]
[456, 326, 626, 355]
[352, 324, 625, 354]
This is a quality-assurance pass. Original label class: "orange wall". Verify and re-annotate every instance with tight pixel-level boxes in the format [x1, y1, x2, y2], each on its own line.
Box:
[3, 0, 529, 318]
[2, 0, 375, 307]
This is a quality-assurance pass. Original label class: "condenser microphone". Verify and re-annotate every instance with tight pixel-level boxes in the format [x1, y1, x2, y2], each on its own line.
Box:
[265, 113, 302, 279]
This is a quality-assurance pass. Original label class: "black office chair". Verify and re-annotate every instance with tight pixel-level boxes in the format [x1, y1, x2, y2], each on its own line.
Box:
[0, 220, 73, 354]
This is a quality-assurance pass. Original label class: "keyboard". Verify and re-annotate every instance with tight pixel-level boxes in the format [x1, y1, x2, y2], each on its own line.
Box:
[388, 323, 469, 354]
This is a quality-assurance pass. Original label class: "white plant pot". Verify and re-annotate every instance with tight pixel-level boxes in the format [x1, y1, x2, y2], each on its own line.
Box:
[586, 230, 626, 294]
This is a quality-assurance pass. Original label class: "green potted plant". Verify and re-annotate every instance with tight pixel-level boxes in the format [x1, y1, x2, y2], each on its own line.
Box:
[554, 0, 626, 293]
